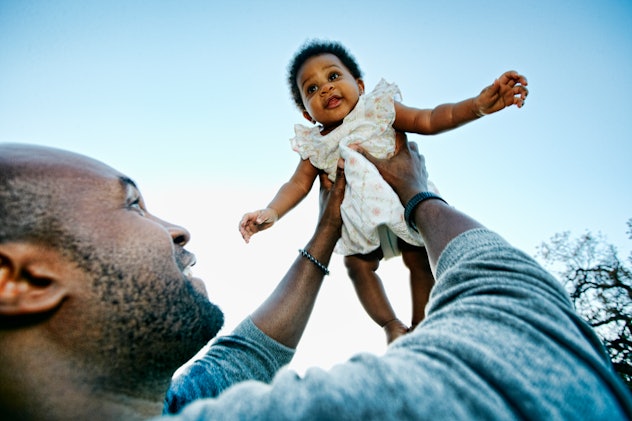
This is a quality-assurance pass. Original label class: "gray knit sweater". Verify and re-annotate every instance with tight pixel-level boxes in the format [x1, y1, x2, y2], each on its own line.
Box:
[159, 228, 632, 420]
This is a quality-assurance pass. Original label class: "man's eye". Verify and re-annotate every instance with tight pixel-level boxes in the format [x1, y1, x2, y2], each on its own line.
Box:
[307, 84, 317, 95]
[128, 199, 145, 216]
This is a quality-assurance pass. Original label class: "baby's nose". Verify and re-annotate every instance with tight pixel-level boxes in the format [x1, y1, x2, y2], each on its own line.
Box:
[320, 83, 333, 94]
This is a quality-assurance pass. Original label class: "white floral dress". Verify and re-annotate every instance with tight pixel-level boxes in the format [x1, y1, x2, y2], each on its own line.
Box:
[290, 79, 425, 258]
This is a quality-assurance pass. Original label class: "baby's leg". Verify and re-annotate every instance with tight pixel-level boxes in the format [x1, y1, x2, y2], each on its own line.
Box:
[400, 241, 435, 331]
[344, 250, 408, 343]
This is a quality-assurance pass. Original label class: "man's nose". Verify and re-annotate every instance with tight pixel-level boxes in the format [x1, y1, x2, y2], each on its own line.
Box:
[163, 222, 190, 247]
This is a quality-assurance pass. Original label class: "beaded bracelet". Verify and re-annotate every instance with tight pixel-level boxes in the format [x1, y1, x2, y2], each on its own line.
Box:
[298, 249, 330, 276]
[404, 191, 448, 233]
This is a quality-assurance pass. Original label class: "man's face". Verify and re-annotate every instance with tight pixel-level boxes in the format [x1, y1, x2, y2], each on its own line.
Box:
[41, 148, 224, 377]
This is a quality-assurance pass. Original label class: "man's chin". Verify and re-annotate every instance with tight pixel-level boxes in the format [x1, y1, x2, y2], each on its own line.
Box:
[190, 276, 208, 297]
[201, 300, 225, 340]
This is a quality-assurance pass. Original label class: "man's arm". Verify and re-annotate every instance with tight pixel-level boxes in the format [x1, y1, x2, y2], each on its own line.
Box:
[165, 134, 632, 421]
[164, 163, 345, 414]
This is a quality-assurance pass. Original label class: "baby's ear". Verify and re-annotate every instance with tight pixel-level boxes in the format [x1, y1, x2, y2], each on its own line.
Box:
[0, 244, 69, 316]
[302, 110, 316, 124]
[357, 79, 365, 95]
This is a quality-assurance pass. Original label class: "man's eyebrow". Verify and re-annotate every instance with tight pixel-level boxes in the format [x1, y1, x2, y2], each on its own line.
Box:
[118, 176, 138, 190]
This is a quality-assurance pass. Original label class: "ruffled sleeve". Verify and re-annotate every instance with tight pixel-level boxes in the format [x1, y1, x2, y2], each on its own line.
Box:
[290, 123, 342, 179]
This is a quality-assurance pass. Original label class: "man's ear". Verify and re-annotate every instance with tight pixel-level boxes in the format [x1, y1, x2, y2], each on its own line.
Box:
[0, 244, 69, 316]
[302, 110, 316, 124]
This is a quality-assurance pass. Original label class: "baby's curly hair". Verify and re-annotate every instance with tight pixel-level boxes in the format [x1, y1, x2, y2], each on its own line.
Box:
[287, 40, 363, 110]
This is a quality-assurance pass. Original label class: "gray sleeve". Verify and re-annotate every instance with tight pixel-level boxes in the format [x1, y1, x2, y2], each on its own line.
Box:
[157, 228, 632, 420]
[427, 228, 632, 419]
[163, 317, 294, 414]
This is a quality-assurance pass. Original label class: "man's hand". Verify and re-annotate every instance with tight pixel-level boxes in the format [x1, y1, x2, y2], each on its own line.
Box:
[352, 131, 482, 271]
[351, 131, 428, 205]
[316, 159, 345, 235]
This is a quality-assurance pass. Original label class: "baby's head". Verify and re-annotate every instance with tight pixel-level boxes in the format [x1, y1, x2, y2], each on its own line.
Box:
[287, 40, 363, 111]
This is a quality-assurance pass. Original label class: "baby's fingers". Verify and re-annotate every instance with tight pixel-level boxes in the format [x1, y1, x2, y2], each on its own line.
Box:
[513, 85, 529, 107]
[239, 224, 253, 243]
[239, 213, 256, 230]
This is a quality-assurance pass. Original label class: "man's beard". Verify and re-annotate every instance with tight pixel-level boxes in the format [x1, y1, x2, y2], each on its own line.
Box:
[89, 259, 226, 382]
[179, 278, 225, 349]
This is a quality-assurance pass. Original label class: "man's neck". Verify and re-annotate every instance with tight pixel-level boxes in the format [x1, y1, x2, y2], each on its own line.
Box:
[1, 387, 164, 421]
[0, 351, 166, 420]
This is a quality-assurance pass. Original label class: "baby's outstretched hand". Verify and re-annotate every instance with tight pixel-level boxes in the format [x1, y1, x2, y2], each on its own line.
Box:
[474, 70, 528, 116]
[239, 208, 279, 243]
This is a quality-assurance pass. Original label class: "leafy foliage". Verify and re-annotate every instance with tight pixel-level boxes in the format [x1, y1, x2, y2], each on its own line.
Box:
[537, 219, 632, 390]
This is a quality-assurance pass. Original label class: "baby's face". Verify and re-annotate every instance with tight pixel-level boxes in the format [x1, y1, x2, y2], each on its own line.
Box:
[297, 53, 364, 132]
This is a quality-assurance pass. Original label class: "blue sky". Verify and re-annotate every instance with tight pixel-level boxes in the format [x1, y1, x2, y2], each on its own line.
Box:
[1, 0, 631, 372]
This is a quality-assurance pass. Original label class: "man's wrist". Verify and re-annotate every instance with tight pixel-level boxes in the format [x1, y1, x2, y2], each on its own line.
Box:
[404, 191, 448, 233]
[311, 223, 340, 251]
[298, 249, 329, 276]
[399, 186, 427, 207]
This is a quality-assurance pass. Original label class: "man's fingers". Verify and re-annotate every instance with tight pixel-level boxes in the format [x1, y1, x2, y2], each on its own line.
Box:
[394, 131, 407, 153]
[333, 159, 346, 192]
[349, 143, 365, 155]
[352, 144, 377, 166]
[337, 157, 345, 171]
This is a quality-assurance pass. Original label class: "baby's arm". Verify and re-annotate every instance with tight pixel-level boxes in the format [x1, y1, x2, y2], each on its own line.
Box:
[393, 70, 528, 135]
[239, 159, 319, 243]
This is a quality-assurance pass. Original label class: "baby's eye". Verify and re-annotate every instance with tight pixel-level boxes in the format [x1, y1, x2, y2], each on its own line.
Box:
[306, 84, 318, 95]
[328, 72, 340, 82]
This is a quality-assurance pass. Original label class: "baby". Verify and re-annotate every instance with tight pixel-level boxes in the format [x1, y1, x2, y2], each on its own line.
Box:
[240, 40, 528, 343]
